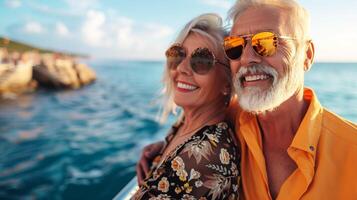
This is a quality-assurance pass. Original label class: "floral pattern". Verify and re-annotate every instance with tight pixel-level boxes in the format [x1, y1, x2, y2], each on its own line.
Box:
[132, 122, 240, 200]
[219, 148, 230, 165]
[158, 177, 170, 193]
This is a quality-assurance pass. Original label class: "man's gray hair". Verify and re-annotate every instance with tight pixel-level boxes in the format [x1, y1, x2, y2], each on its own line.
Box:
[227, 0, 311, 42]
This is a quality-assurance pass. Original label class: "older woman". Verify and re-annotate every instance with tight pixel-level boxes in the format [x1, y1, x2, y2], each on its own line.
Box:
[132, 13, 240, 200]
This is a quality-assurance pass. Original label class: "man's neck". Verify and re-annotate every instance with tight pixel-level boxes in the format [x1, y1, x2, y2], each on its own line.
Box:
[257, 87, 309, 144]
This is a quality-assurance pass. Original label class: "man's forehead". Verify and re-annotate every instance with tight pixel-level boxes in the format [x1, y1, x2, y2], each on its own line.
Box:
[230, 6, 286, 36]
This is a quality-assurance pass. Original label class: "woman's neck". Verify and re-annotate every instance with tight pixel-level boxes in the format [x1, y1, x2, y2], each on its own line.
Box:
[179, 103, 226, 136]
[159, 102, 227, 163]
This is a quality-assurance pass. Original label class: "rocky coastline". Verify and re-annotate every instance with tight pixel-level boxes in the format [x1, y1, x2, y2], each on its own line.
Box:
[0, 47, 96, 99]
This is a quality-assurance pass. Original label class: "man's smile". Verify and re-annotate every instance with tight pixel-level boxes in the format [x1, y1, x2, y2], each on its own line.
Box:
[240, 73, 273, 87]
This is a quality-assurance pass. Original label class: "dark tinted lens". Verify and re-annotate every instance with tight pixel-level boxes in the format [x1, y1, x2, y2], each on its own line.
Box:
[190, 48, 214, 75]
[165, 45, 186, 69]
[225, 46, 243, 60]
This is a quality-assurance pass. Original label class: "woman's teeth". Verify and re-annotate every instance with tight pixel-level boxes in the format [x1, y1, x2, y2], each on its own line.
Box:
[177, 82, 198, 90]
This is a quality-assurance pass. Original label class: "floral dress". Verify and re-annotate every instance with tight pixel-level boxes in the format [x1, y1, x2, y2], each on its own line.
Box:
[132, 121, 241, 200]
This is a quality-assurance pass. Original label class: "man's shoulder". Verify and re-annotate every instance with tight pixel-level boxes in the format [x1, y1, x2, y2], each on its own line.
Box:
[321, 108, 357, 144]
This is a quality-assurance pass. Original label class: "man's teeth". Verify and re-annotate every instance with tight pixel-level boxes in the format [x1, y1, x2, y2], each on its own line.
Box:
[177, 82, 198, 90]
[244, 74, 269, 82]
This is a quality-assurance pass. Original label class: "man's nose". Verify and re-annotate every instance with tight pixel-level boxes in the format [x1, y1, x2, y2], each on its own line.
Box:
[239, 40, 262, 67]
[230, 59, 239, 74]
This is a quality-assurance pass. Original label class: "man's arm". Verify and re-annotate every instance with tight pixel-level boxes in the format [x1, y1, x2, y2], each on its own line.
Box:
[136, 141, 164, 185]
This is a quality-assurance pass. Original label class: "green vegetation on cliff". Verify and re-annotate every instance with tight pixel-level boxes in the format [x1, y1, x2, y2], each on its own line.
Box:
[0, 36, 87, 57]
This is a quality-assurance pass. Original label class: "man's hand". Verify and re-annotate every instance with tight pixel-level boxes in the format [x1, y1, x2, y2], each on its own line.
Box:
[136, 141, 164, 185]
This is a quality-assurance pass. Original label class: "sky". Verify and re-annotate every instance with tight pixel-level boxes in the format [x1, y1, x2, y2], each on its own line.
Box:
[1, 0, 357, 62]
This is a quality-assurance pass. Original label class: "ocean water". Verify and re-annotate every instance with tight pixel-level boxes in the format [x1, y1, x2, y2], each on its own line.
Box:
[0, 61, 356, 199]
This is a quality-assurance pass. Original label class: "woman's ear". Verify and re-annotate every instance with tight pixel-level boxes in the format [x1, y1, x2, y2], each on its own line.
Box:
[304, 40, 315, 72]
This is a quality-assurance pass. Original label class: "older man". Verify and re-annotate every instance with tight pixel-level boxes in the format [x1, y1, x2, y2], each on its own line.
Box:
[137, 0, 357, 199]
[224, 0, 357, 199]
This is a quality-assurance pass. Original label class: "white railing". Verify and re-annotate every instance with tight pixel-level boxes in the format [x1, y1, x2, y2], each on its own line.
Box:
[113, 176, 138, 200]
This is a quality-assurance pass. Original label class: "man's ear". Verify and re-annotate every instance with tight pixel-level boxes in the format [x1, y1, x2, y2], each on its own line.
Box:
[304, 40, 315, 72]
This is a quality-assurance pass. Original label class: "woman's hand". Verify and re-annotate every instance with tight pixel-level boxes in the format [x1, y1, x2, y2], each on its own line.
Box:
[136, 141, 164, 185]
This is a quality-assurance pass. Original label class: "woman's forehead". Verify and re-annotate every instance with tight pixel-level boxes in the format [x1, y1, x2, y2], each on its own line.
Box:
[182, 32, 216, 53]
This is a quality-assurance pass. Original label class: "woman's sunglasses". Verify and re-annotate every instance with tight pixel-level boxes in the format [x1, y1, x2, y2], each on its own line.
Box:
[165, 44, 229, 75]
[223, 31, 295, 60]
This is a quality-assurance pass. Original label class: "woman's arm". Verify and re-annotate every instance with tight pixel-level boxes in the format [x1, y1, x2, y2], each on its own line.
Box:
[136, 141, 165, 185]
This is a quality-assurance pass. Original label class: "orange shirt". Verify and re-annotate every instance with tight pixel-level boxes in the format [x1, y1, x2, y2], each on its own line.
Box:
[233, 88, 357, 200]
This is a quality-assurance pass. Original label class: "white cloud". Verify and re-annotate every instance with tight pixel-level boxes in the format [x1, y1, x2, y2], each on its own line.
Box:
[110, 21, 174, 60]
[24, 21, 45, 34]
[27, 3, 73, 17]
[64, 0, 98, 12]
[56, 22, 70, 37]
[114, 17, 135, 49]
[113, 21, 174, 59]
[81, 10, 107, 46]
[80, 9, 175, 59]
[145, 23, 174, 39]
[199, 0, 233, 9]
[114, 21, 173, 48]
[27, 1, 96, 17]
[5, 0, 22, 8]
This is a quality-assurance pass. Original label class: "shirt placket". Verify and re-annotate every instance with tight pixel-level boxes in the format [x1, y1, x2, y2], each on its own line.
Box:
[240, 115, 271, 200]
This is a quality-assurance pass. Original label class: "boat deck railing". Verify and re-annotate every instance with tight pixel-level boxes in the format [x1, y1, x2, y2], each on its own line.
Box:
[113, 176, 138, 200]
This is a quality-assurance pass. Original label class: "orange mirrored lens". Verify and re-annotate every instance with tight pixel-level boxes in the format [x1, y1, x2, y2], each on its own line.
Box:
[252, 32, 277, 57]
[224, 32, 280, 60]
[224, 36, 245, 60]
[224, 36, 245, 50]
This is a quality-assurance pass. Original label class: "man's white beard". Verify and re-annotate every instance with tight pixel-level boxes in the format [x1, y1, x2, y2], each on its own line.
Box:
[234, 63, 304, 114]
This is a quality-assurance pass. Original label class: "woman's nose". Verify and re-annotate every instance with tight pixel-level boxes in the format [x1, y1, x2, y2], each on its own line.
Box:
[176, 57, 193, 75]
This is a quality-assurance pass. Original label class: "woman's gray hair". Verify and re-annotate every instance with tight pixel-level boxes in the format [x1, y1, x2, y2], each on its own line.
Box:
[227, 0, 311, 42]
[159, 13, 230, 123]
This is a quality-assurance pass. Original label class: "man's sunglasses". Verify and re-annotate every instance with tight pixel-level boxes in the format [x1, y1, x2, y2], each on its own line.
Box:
[223, 31, 295, 60]
[165, 44, 229, 75]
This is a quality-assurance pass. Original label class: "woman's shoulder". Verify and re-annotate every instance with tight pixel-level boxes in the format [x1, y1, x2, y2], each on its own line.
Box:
[197, 121, 238, 146]
[181, 121, 239, 160]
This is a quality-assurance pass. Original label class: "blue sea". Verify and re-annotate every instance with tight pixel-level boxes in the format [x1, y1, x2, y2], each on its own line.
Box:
[0, 61, 356, 200]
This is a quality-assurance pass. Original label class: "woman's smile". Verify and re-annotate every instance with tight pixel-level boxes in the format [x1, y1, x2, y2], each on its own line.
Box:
[176, 81, 199, 92]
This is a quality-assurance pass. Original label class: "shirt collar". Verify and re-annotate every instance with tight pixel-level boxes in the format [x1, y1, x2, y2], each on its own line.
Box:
[289, 87, 323, 158]
[238, 87, 323, 156]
